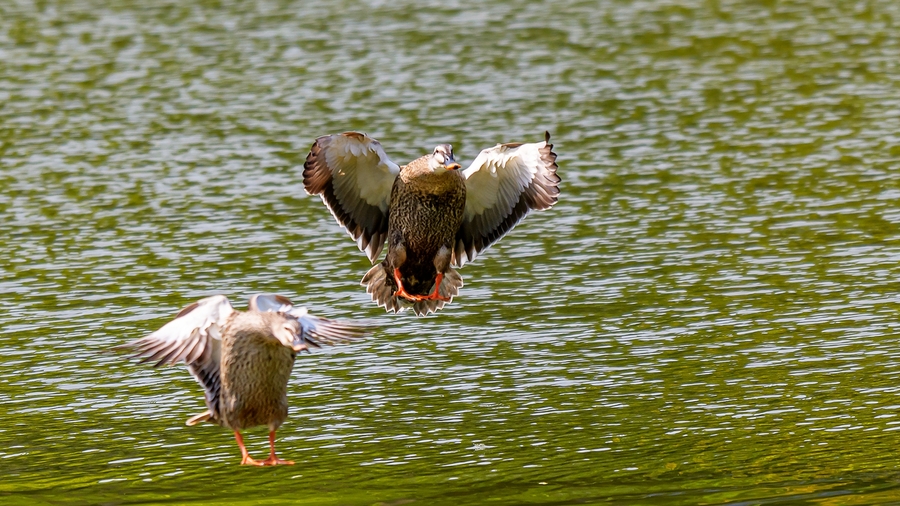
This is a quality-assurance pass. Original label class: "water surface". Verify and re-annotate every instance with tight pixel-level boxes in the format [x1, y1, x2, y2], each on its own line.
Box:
[4, 0, 900, 504]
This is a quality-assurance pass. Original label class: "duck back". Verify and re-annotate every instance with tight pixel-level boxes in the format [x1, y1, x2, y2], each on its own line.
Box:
[218, 312, 296, 432]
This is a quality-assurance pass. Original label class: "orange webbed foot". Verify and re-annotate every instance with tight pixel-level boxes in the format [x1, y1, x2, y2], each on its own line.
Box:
[240, 455, 264, 466]
[423, 273, 450, 301]
[235, 431, 268, 466]
[260, 457, 295, 466]
[392, 268, 420, 301]
[392, 269, 451, 302]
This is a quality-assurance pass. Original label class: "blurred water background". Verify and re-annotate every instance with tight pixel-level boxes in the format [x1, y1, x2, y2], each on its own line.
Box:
[4, 0, 900, 503]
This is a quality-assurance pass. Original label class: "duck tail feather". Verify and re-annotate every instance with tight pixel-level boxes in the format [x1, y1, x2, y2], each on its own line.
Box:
[362, 263, 406, 314]
[412, 268, 464, 317]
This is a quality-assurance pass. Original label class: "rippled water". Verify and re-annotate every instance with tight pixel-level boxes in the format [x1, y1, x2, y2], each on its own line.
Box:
[4, 0, 900, 503]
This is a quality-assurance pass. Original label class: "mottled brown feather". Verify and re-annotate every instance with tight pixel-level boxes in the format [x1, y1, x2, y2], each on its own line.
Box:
[386, 157, 466, 295]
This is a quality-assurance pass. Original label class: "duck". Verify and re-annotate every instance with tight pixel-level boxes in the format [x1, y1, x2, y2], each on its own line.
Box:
[117, 294, 365, 466]
[303, 131, 560, 316]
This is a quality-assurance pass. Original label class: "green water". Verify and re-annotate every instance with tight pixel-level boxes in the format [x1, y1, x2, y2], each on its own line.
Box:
[4, 0, 900, 503]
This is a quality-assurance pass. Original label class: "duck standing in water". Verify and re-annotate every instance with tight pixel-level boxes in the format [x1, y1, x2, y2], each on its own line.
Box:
[118, 294, 365, 466]
[303, 131, 560, 316]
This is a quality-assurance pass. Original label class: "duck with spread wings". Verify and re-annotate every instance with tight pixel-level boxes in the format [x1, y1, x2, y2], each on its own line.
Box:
[117, 294, 366, 465]
[303, 131, 560, 316]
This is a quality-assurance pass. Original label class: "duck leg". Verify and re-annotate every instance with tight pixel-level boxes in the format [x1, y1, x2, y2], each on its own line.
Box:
[392, 269, 450, 302]
[421, 246, 453, 301]
[234, 431, 263, 466]
[392, 268, 420, 301]
[260, 430, 294, 466]
[420, 272, 451, 301]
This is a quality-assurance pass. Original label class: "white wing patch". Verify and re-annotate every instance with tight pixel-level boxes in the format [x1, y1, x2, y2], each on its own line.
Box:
[304, 132, 400, 263]
[120, 295, 233, 367]
[454, 133, 560, 266]
[117, 295, 234, 423]
[325, 136, 399, 209]
[463, 142, 543, 216]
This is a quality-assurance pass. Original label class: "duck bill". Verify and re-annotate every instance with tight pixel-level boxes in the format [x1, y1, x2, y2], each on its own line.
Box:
[291, 336, 308, 352]
[445, 162, 461, 171]
[274, 321, 306, 351]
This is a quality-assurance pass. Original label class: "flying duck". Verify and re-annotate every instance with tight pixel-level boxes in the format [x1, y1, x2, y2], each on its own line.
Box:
[303, 131, 560, 316]
[117, 294, 365, 465]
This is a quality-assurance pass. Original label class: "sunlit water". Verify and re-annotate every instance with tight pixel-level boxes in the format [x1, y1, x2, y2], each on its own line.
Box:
[4, 0, 900, 504]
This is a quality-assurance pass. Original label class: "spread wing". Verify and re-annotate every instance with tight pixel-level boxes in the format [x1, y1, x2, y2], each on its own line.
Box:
[303, 132, 401, 263]
[453, 132, 560, 266]
[250, 294, 368, 350]
[117, 295, 233, 419]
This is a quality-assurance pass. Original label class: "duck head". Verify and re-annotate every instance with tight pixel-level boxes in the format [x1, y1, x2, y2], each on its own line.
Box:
[428, 144, 462, 173]
[271, 317, 307, 352]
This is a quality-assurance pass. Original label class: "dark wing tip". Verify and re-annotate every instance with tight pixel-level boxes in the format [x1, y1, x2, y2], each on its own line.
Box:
[539, 139, 560, 187]
[175, 301, 201, 319]
[273, 294, 294, 307]
[533, 134, 560, 212]
[341, 131, 367, 141]
[303, 139, 329, 196]
[302, 317, 371, 347]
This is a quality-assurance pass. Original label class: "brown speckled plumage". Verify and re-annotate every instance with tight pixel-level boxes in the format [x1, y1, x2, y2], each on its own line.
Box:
[217, 311, 295, 432]
[117, 294, 366, 465]
[385, 156, 466, 294]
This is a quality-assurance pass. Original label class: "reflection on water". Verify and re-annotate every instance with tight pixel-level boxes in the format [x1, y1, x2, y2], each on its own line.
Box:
[4, 0, 900, 503]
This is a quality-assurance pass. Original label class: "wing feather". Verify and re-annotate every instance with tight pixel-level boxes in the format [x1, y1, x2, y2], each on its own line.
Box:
[250, 294, 369, 350]
[454, 132, 560, 266]
[117, 295, 232, 421]
[303, 132, 400, 263]
[294, 313, 368, 348]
